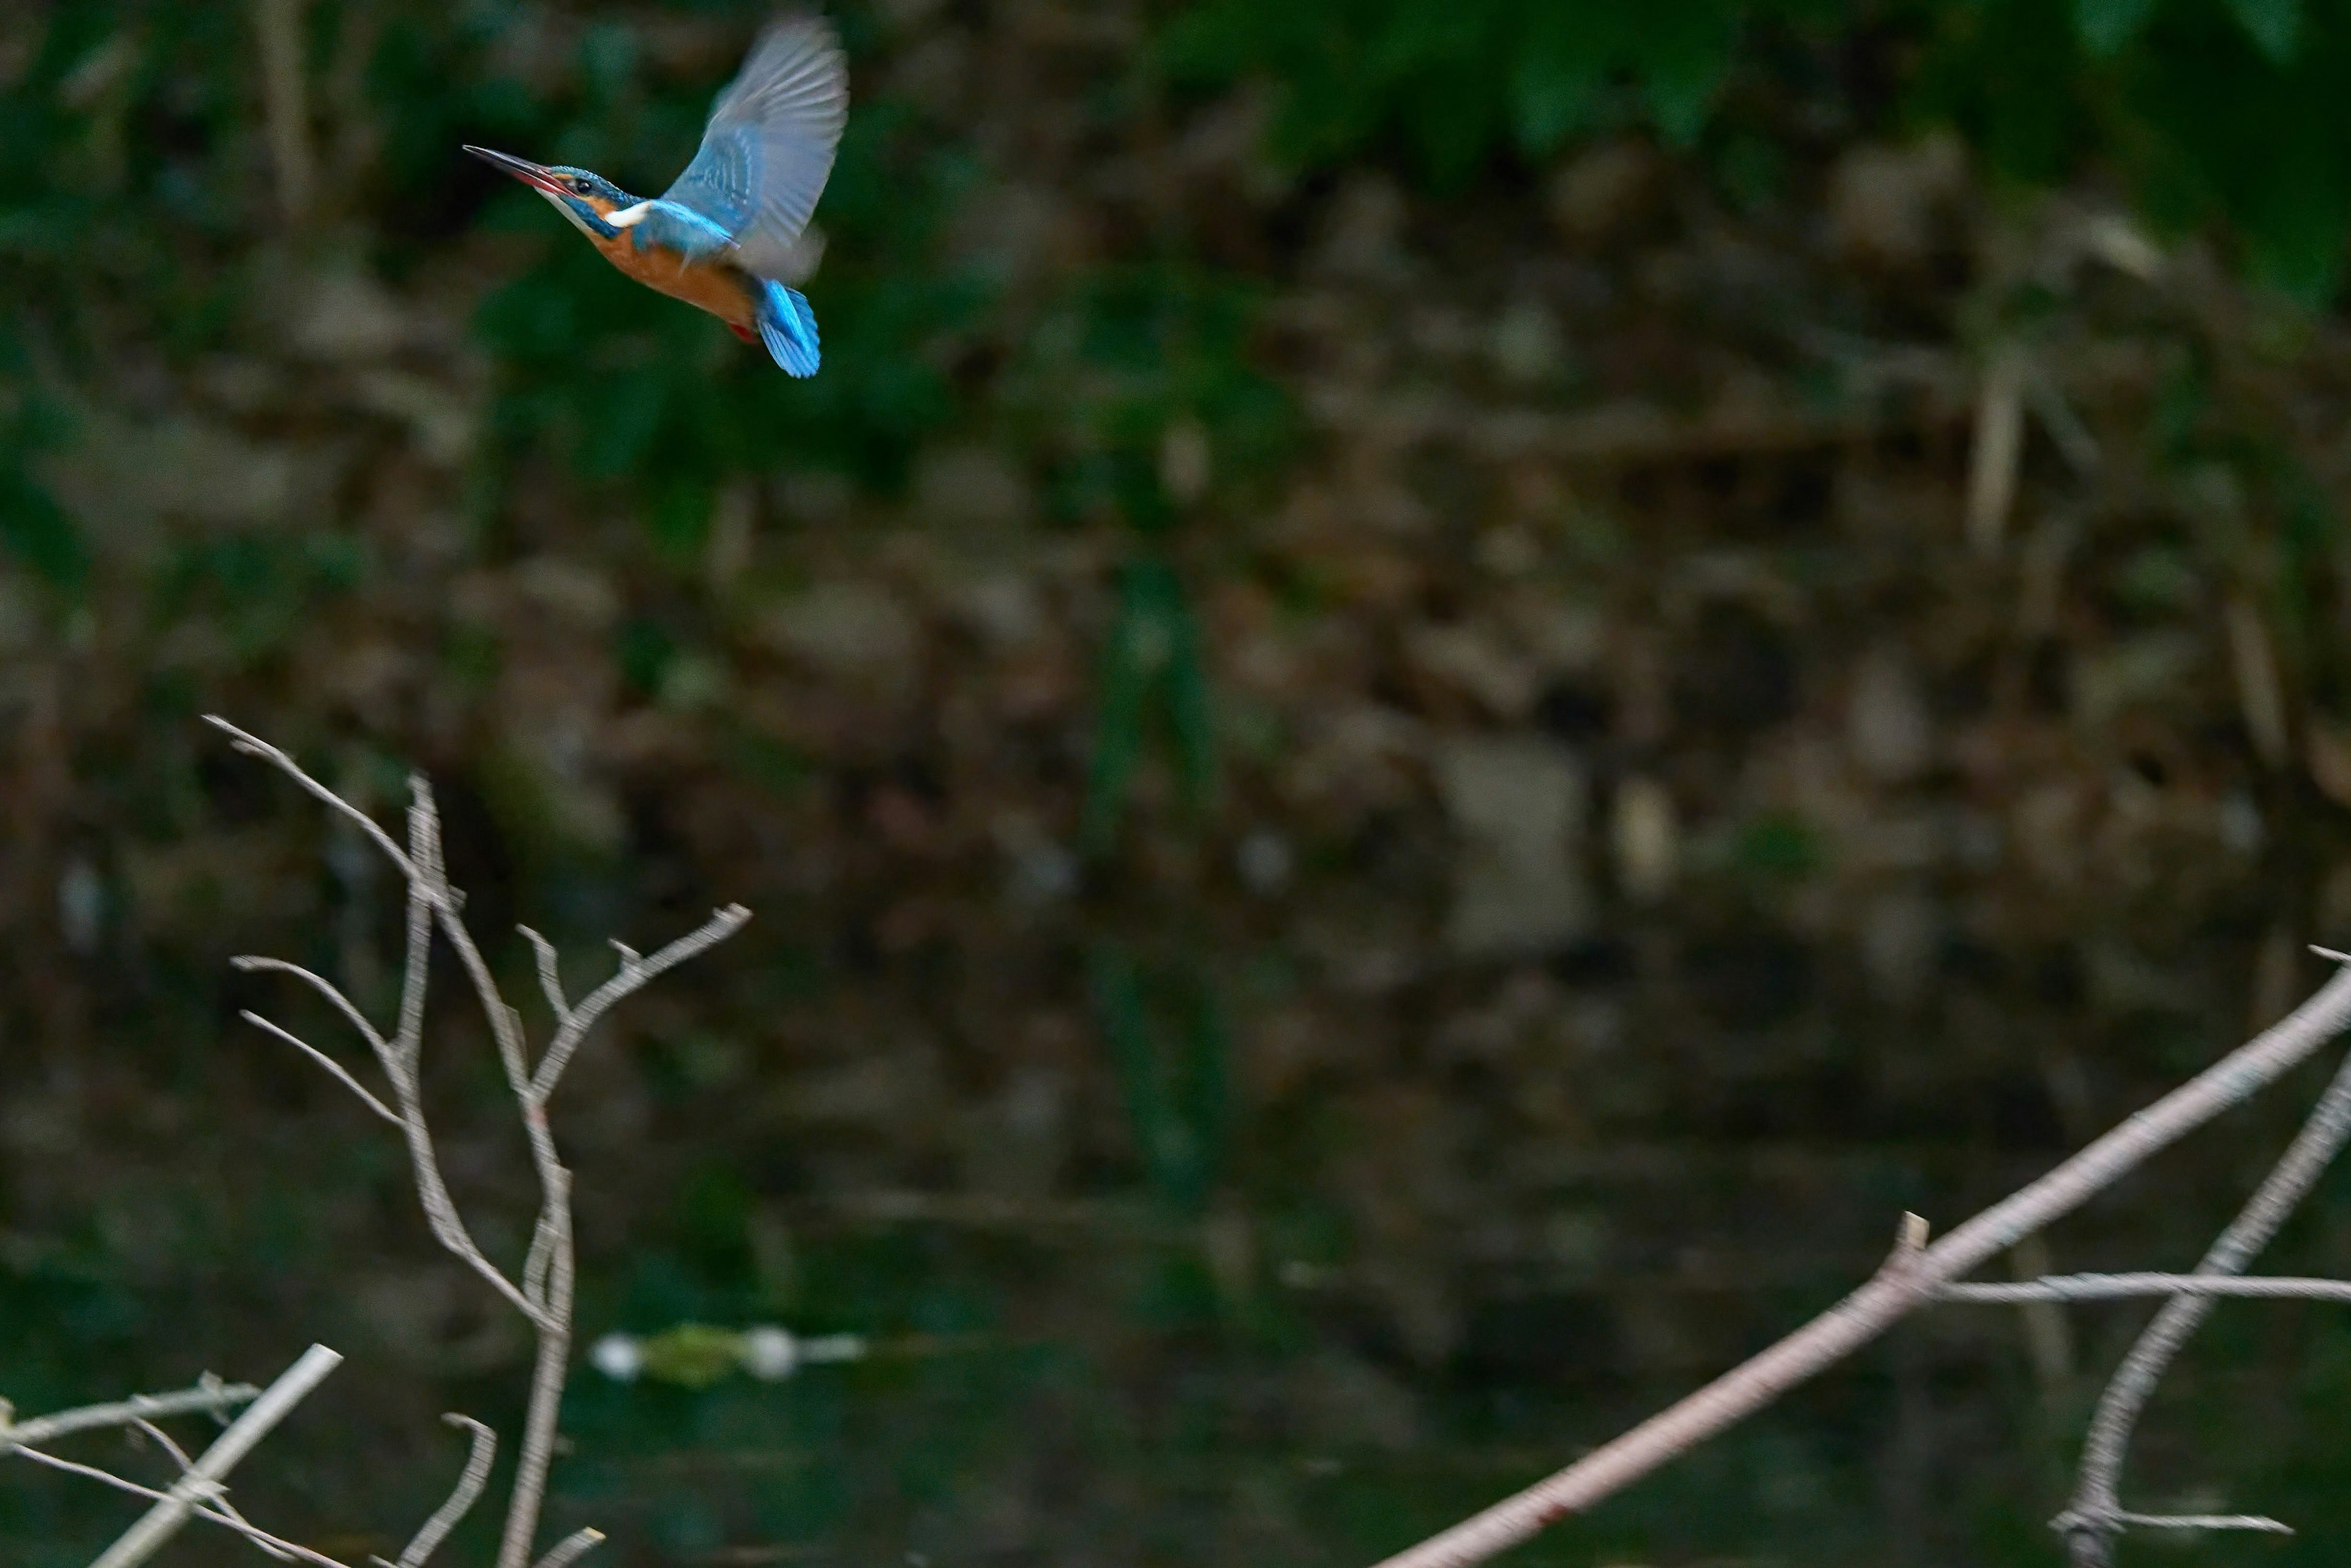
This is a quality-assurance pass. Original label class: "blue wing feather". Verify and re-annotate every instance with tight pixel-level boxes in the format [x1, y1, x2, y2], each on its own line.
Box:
[658, 15, 847, 280]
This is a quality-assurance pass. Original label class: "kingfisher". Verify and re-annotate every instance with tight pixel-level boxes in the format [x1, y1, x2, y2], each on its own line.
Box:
[464, 13, 847, 376]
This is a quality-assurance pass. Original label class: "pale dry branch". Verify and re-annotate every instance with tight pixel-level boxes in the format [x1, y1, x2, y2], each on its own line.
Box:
[132, 1417, 294, 1562]
[519, 927, 574, 1030]
[238, 1009, 401, 1126]
[531, 1527, 606, 1568]
[529, 905, 752, 1101]
[382, 1414, 497, 1568]
[203, 718, 413, 880]
[89, 1342, 343, 1568]
[2096, 1510, 2289, 1535]
[1368, 964, 2351, 1568]
[231, 956, 396, 1067]
[2, 1379, 259, 1449]
[2057, 994, 2351, 1565]
[212, 723, 752, 1568]
[1946, 1273, 2351, 1304]
[13, 1443, 355, 1566]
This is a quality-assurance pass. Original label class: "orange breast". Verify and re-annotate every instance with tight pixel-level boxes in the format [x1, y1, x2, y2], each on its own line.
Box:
[593, 233, 757, 328]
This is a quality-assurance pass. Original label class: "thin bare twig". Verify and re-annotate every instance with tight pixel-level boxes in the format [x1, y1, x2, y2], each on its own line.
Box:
[133, 1417, 294, 1562]
[2057, 1003, 2351, 1564]
[1946, 1273, 2351, 1304]
[1367, 965, 2351, 1568]
[384, 1415, 497, 1568]
[89, 1343, 343, 1568]
[13, 1444, 354, 1566]
[1, 1380, 259, 1448]
[500, 1169, 574, 1568]
[238, 1009, 401, 1125]
[204, 718, 413, 879]
[216, 724, 752, 1568]
[530, 906, 752, 1101]
[231, 956, 396, 1067]
[531, 1527, 606, 1568]
[520, 927, 574, 1030]
[2104, 1510, 2290, 1534]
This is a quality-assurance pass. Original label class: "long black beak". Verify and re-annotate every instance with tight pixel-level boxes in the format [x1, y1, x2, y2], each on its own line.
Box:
[463, 144, 564, 197]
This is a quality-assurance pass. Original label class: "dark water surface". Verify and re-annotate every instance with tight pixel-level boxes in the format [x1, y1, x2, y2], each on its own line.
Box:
[8, 831, 2351, 1568]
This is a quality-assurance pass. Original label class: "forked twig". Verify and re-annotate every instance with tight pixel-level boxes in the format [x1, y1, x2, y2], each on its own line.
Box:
[1368, 965, 2351, 1568]
[88, 1343, 343, 1568]
[2055, 983, 2351, 1564]
[209, 718, 752, 1568]
[12, 1443, 355, 1566]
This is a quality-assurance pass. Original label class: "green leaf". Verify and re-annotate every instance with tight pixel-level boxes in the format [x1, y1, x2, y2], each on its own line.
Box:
[2225, 0, 2302, 62]
[2074, 0, 2157, 56]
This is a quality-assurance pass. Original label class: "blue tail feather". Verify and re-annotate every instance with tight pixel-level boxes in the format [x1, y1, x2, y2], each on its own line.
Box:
[754, 280, 820, 377]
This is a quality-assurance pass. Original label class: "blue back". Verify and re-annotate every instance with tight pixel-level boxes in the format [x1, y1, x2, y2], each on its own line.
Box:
[657, 16, 848, 279]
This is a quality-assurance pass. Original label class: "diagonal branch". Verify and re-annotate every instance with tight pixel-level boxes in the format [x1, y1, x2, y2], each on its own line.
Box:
[132, 1417, 294, 1562]
[1365, 964, 2351, 1568]
[204, 718, 414, 881]
[2055, 991, 2351, 1565]
[13, 1442, 353, 1565]
[230, 958, 395, 1072]
[238, 1010, 402, 1126]
[88, 1343, 343, 1568]
[530, 1528, 605, 1568]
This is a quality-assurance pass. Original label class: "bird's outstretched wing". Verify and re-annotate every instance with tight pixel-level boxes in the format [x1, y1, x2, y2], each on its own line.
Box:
[658, 13, 847, 280]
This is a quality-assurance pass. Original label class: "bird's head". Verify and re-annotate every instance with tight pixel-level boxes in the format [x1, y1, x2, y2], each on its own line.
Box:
[464, 146, 634, 239]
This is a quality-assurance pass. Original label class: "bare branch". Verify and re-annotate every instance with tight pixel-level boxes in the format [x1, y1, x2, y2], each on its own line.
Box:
[522, 1207, 559, 1314]
[1946, 1273, 2351, 1304]
[424, 858, 535, 1101]
[89, 1343, 343, 1568]
[519, 928, 574, 1029]
[12, 1443, 354, 1565]
[239, 1011, 402, 1127]
[204, 725, 752, 1568]
[132, 1418, 294, 1562]
[204, 718, 414, 881]
[2059, 1030, 2351, 1565]
[500, 1177, 574, 1568]
[1367, 965, 2351, 1568]
[389, 1415, 497, 1567]
[388, 1093, 539, 1326]
[391, 789, 436, 1078]
[2059, 1508, 2290, 1537]
[530, 906, 752, 1101]
[231, 958, 396, 1070]
[1, 1381, 259, 1448]
[531, 1528, 606, 1568]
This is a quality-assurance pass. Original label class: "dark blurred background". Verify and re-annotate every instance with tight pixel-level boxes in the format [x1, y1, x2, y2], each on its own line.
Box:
[13, 0, 2351, 1562]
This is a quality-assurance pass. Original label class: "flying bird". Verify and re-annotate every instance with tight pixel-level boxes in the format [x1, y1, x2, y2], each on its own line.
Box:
[465, 14, 847, 376]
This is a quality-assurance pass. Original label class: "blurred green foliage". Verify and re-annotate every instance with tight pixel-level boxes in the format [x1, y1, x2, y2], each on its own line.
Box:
[12, 0, 2351, 594]
[1166, 0, 2351, 300]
